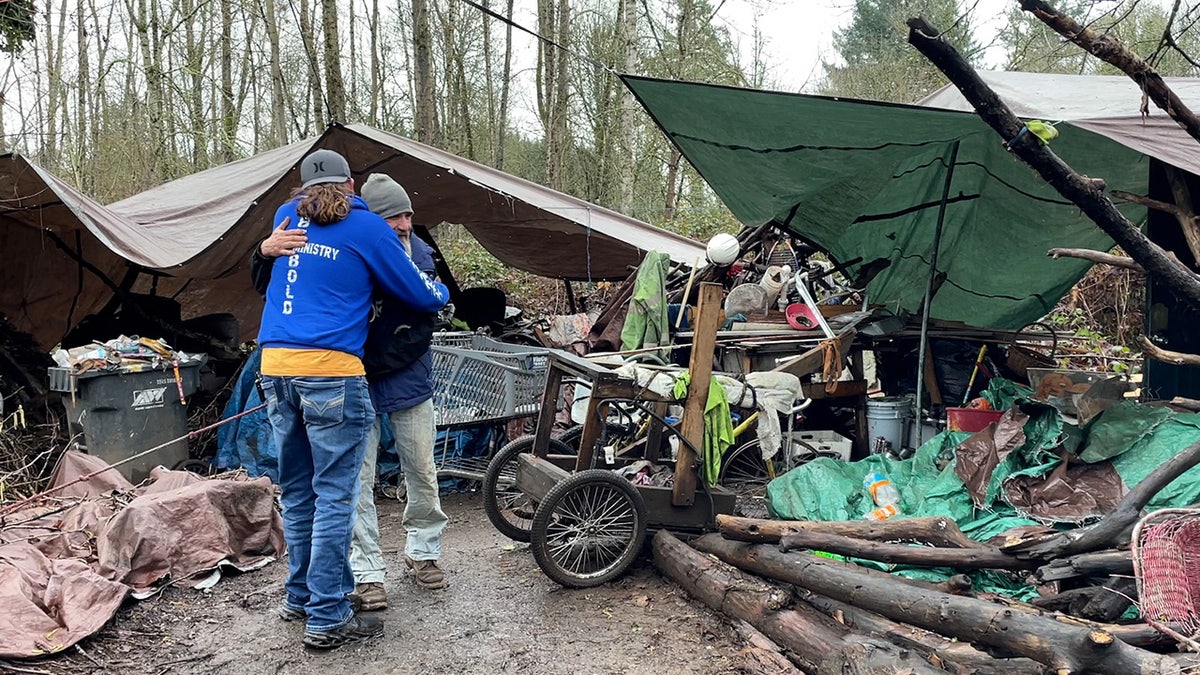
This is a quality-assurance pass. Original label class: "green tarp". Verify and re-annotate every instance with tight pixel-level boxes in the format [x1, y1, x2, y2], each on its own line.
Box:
[765, 398, 1200, 597]
[622, 75, 1151, 329]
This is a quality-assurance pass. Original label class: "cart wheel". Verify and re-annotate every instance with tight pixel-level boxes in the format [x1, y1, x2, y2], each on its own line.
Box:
[530, 469, 648, 588]
[482, 435, 575, 542]
[173, 458, 213, 476]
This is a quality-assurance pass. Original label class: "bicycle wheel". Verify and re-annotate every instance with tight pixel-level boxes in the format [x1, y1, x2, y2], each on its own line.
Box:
[530, 469, 647, 588]
[482, 434, 575, 542]
[718, 440, 775, 493]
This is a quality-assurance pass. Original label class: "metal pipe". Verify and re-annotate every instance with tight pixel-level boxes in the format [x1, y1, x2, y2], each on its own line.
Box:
[915, 140, 961, 436]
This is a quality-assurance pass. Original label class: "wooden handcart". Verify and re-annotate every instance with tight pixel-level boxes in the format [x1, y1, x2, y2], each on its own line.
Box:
[482, 283, 739, 588]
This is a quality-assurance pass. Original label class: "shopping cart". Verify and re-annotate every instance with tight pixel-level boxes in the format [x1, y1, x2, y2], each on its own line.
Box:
[429, 333, 549, 481]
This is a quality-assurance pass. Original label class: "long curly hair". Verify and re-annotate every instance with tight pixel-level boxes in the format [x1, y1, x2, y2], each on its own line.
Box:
[290, 183, 352, 225]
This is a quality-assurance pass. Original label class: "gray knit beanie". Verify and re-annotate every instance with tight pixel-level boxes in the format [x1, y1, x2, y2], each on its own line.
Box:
[361, 173, 413, 218]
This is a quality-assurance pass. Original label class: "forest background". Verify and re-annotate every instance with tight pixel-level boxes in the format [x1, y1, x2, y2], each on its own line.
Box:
[2, 0, 1196, 357]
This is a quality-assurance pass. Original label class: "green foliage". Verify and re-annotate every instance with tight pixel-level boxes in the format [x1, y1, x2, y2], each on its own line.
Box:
[819, 0, 979, 103]
[0, 0, 34, 53]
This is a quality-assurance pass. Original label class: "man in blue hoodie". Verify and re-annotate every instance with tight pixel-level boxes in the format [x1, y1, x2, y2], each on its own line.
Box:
[254, 173, 451, 610]
[256, 150, 449, 650]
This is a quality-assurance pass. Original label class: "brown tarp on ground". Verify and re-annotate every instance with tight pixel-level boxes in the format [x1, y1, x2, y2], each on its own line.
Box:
[954, 409, 1127, 524]
[3, 123, 705, 350]
[0, 452, 284, 658]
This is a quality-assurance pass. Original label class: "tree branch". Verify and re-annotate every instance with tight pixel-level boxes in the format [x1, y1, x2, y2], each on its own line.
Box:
[906, 16, 1200, 308]
[1047, 247, 1144, 271]
[1140, 335, 1200, 366]
[1019, 0, 1200, 145]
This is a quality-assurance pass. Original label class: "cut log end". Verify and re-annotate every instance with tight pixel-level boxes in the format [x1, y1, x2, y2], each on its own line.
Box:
[1088, 629, 1115, 646]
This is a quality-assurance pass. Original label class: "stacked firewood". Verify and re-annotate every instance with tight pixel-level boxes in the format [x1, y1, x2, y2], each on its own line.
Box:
[653, 441, 1200, 674]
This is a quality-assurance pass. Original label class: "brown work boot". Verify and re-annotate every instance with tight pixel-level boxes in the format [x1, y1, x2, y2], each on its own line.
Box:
[405, 556, 448, 589]
[349, 582, 388, 611]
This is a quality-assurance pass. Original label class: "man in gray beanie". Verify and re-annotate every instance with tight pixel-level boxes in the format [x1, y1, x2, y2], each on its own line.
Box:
[352, 173, 450, 607]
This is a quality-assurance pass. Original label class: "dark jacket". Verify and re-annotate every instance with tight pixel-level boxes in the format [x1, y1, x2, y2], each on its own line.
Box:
[250, 232, 439, 413]
[364, 236, 438, 413]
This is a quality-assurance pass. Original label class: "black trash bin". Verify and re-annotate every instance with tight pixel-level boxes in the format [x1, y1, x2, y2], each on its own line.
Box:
[48, 358, 206, 483]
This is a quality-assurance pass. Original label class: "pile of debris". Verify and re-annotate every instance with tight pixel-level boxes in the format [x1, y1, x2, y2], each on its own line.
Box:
[653, 395, 1200, 674]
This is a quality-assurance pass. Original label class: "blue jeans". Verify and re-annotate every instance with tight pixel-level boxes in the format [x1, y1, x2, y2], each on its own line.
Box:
[263, 375, 374, 632]
[351, 399, 448, 583]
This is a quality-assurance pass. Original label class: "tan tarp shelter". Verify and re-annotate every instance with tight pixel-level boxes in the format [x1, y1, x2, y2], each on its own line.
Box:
[2, 123, 704, 349]
[920, 70, 1200, 177]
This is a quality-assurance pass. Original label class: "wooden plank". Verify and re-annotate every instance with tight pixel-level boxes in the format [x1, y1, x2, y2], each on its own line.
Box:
[639, 484, 736, 530]
[923, 343, 943, 405]
[515, 453, 571, 502]
[770, 329, 855, 378]
[532, 367, 563, 458]
[673, 282, 724, 506]
[643, 400, 669, 463]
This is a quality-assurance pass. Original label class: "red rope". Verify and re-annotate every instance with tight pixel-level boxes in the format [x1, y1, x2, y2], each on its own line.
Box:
[0, 403, 269, 518]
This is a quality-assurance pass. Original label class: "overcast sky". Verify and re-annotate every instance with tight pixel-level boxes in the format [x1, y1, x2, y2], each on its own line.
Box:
[715, 0, 1018, 92]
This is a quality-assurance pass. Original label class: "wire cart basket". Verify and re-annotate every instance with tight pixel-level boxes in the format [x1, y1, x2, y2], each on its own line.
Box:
[1132, 507, 1200, 651]
[429, 333, 549, 480]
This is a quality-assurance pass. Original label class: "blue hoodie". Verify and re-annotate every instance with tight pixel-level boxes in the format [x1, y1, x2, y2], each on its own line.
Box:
[258, 195, 448, 357]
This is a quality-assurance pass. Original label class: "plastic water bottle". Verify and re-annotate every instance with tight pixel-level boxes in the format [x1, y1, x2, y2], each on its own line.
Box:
[863, 472, 902, 521]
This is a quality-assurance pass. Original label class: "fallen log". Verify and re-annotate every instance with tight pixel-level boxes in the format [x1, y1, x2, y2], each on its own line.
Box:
[803, 591, 1044, 675]
[1037, 550, 1132, 581]
[1030, 577, 1135, 622]
[651, 531, 946, 674]
[718, 514, 986, 549]
[731, 621, 804, 675]
[693, 535, 1183, 674]
[778, 530, 1037, 571]
[1003, 439, 1200, 560]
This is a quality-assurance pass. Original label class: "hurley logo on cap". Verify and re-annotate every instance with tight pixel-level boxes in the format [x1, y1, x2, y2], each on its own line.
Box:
[300, 149, 352, 188]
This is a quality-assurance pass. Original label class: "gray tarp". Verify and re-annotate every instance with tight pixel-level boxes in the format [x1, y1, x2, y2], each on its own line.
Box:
[2, 123, 704, 349]
[920, 70, 1200, 177]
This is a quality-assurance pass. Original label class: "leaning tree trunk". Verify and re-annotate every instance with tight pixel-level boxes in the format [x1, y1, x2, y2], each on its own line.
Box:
[906, 16, 1200, 309]
[693, 535, 1183, 674]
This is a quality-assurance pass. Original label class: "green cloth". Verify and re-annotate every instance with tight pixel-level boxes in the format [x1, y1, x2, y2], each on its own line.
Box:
[622, 75, 1149, 330]
[620, 251, 671, 352]
[673, 371, 736, 486]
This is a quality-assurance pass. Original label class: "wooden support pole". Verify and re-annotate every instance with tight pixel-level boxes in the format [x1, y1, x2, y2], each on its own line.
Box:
[673, 282, 723, 506]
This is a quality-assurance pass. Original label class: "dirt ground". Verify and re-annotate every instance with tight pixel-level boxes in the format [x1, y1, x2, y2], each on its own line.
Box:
[23, 492, 756, 675]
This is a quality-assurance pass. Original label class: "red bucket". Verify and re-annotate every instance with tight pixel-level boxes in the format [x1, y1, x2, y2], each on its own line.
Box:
[946, 407, 1004, 433]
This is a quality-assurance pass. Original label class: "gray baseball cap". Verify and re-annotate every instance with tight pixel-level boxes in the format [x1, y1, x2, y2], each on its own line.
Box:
[300, 149, 352, 188]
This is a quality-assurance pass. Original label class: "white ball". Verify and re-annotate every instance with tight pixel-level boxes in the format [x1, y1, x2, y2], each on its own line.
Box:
[706, 233, 741, 266]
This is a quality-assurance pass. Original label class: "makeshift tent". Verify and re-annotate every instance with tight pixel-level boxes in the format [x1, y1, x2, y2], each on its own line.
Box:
[620, 71, 1199, 330]
[2, 123, 704, 349]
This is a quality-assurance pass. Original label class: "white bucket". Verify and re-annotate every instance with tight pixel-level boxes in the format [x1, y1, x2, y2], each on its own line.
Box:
[866, 397, 913, 454]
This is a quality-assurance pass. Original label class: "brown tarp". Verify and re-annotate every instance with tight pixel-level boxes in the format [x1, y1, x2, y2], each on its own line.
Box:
[0, 452, 284, 658]
[3, 123, 704, 350]
[954, 409, 1127, 524]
